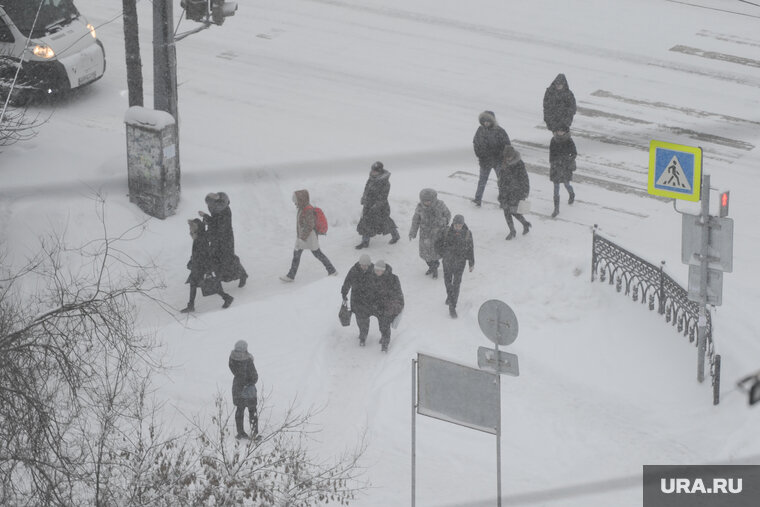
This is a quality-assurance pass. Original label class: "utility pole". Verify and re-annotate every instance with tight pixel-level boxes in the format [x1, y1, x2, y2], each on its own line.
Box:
[122, 0, 143, 107]
[153, 0, 179, 122]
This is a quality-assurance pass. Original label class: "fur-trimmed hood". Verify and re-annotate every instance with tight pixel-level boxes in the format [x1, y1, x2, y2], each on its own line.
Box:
[369, 167, 391, 182]
[205, 192, 230, 215]
[478, 110, 498, 127]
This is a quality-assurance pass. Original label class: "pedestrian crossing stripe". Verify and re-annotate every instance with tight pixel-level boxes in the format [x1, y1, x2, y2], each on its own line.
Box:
[648, 140, 702, 201]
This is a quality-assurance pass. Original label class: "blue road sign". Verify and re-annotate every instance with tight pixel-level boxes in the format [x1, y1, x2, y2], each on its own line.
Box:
[648, 140, 702, 201]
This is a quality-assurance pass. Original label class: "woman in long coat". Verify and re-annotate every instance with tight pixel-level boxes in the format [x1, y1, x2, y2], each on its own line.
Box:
[356, 161, 401, 249]
[497, 146, 532, 239]
[200, 192, 248, 287]
[409, 188, 451, 278]
[229, 340, 259, 439]
[543, 73, 577, 132]
[180, 218, 233, 313]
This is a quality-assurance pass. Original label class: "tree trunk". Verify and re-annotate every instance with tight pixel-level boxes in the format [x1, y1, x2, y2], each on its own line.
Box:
[122, 0, 143, 107]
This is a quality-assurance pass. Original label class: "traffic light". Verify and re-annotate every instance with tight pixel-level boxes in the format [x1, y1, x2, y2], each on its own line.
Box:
[719, 191, 730, 218]
[211, 0, 238, 25]
[181, 0, 209, 22]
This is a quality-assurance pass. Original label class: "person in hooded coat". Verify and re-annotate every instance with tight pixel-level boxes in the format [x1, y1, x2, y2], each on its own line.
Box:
[434, 215, 474, 319]
[543, 73, 577, 133]
[280, 189, 337, 281]
[497, 145, 532, 240]
[549, 129, 577, 218]
[341, 254, 376, 346]
[180, 218, 233, 313]
[472, 110, 511, 206]
[355, 161, 401, 249]
[409, 188, 451, 279]
[229, 340, 259, 439]
[199, 192, 248, 287]
[370, 259, 404, 352]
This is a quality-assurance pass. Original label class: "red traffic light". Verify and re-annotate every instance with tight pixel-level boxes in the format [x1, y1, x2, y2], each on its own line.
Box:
[719, 191, 730, 218]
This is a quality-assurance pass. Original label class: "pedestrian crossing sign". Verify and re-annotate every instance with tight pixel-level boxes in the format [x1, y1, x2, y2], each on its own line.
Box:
[648, 140, 702, 201]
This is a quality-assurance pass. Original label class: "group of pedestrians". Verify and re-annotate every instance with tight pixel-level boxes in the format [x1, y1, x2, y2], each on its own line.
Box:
[205, 73, 578, 438]
[472, 73, 578, 221]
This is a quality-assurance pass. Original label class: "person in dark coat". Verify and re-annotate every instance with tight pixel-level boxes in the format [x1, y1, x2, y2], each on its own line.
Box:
[180, 218, 233, 313]
[341, 254, 376, 346]
[543, 73, 577, 133]
[371, 260, 404, 352]
[409, 188, 451, 279]
[229, 340, 259, 440]
[199, 192, 248, 287]
[472, 110, 511, 207]
[280, 189, 337, 282]
[549, 129, 577, 217]
[434, 215, 474, 319]
[356, 161, 401, 249]
[497, 145, 532, 239]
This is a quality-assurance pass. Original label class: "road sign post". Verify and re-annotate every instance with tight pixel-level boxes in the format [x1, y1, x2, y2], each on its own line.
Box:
[696, 174, 710, 383]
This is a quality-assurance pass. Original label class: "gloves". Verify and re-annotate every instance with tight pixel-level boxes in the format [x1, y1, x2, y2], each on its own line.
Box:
[409, 233, 415, 241]
[469, 265, 474, 272]
[342, 295, 348, 303]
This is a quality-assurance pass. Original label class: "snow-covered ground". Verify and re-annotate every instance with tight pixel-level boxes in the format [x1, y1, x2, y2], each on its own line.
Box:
[2, 0, 759, 505]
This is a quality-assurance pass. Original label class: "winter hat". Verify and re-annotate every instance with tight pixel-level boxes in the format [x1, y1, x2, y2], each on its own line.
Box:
[502, 145, 520, 162]
[230, 339, 251, 361]
[371, 161, 384, 172]
[374, 259, 386, 271]
[419, 188, 437, 202]
[452, 214, 465, 225]
[206, 192, 230, 215]
[359, 254, 371, 266]
[478, 110, 497, 127]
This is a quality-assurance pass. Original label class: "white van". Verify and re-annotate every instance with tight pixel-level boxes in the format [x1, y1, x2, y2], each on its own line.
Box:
[0, 0, 105, 104]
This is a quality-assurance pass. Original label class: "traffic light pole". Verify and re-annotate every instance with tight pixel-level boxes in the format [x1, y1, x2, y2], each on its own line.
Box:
[696, 173, 710, 383]
[153, 0, 180, 130]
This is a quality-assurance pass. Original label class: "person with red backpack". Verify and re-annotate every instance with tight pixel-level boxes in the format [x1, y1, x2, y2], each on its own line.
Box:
[280, 189, 337, 282]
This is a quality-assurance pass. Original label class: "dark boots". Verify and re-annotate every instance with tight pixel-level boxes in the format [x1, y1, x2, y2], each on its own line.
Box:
[568, 189, 575, 205]
[552, 196, 560, 218]
[389, 229, 400, 244]
[355, 236, 370, 249]
[180, 303, 195, 313]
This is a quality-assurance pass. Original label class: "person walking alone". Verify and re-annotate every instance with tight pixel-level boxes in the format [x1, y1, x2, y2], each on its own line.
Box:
[549, 129, 577, 218]
[497, 145, 532, 239]
[355, 161, 401, 249]
[409, 188, 451, 279]
[280, 189, 337, 281]
[229, 340, 259, 440]
[472, 110, 511, 207]
[434, 215, 474, 319]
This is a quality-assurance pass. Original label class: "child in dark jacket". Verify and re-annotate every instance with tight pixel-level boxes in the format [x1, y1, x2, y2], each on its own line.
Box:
[180, 219, 233, 313]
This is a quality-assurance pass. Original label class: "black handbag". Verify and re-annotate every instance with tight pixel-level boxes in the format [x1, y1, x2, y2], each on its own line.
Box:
[200, 273, 221, 296]
[338, 302, 352, 327]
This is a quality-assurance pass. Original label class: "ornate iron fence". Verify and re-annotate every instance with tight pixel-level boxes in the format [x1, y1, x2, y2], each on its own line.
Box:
[591, 227, 721, 404]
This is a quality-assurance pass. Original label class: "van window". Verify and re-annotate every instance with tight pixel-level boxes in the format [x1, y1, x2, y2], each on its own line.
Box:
[0, 17, 15, 43]
[3, 1, 80, 38]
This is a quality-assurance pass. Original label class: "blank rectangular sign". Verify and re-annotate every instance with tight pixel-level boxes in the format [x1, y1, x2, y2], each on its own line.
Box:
[417, 353, 500, 435]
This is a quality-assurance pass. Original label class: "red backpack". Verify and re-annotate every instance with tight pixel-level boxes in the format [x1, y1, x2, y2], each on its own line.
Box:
[305, 205, 328, 235]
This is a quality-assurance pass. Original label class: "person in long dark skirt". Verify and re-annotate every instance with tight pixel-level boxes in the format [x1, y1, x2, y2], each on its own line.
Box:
[229, 340, 259, 440]
[180, 219, 233, 313]
[355, 161, 401, 249]
[199, 192, 248, 288]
